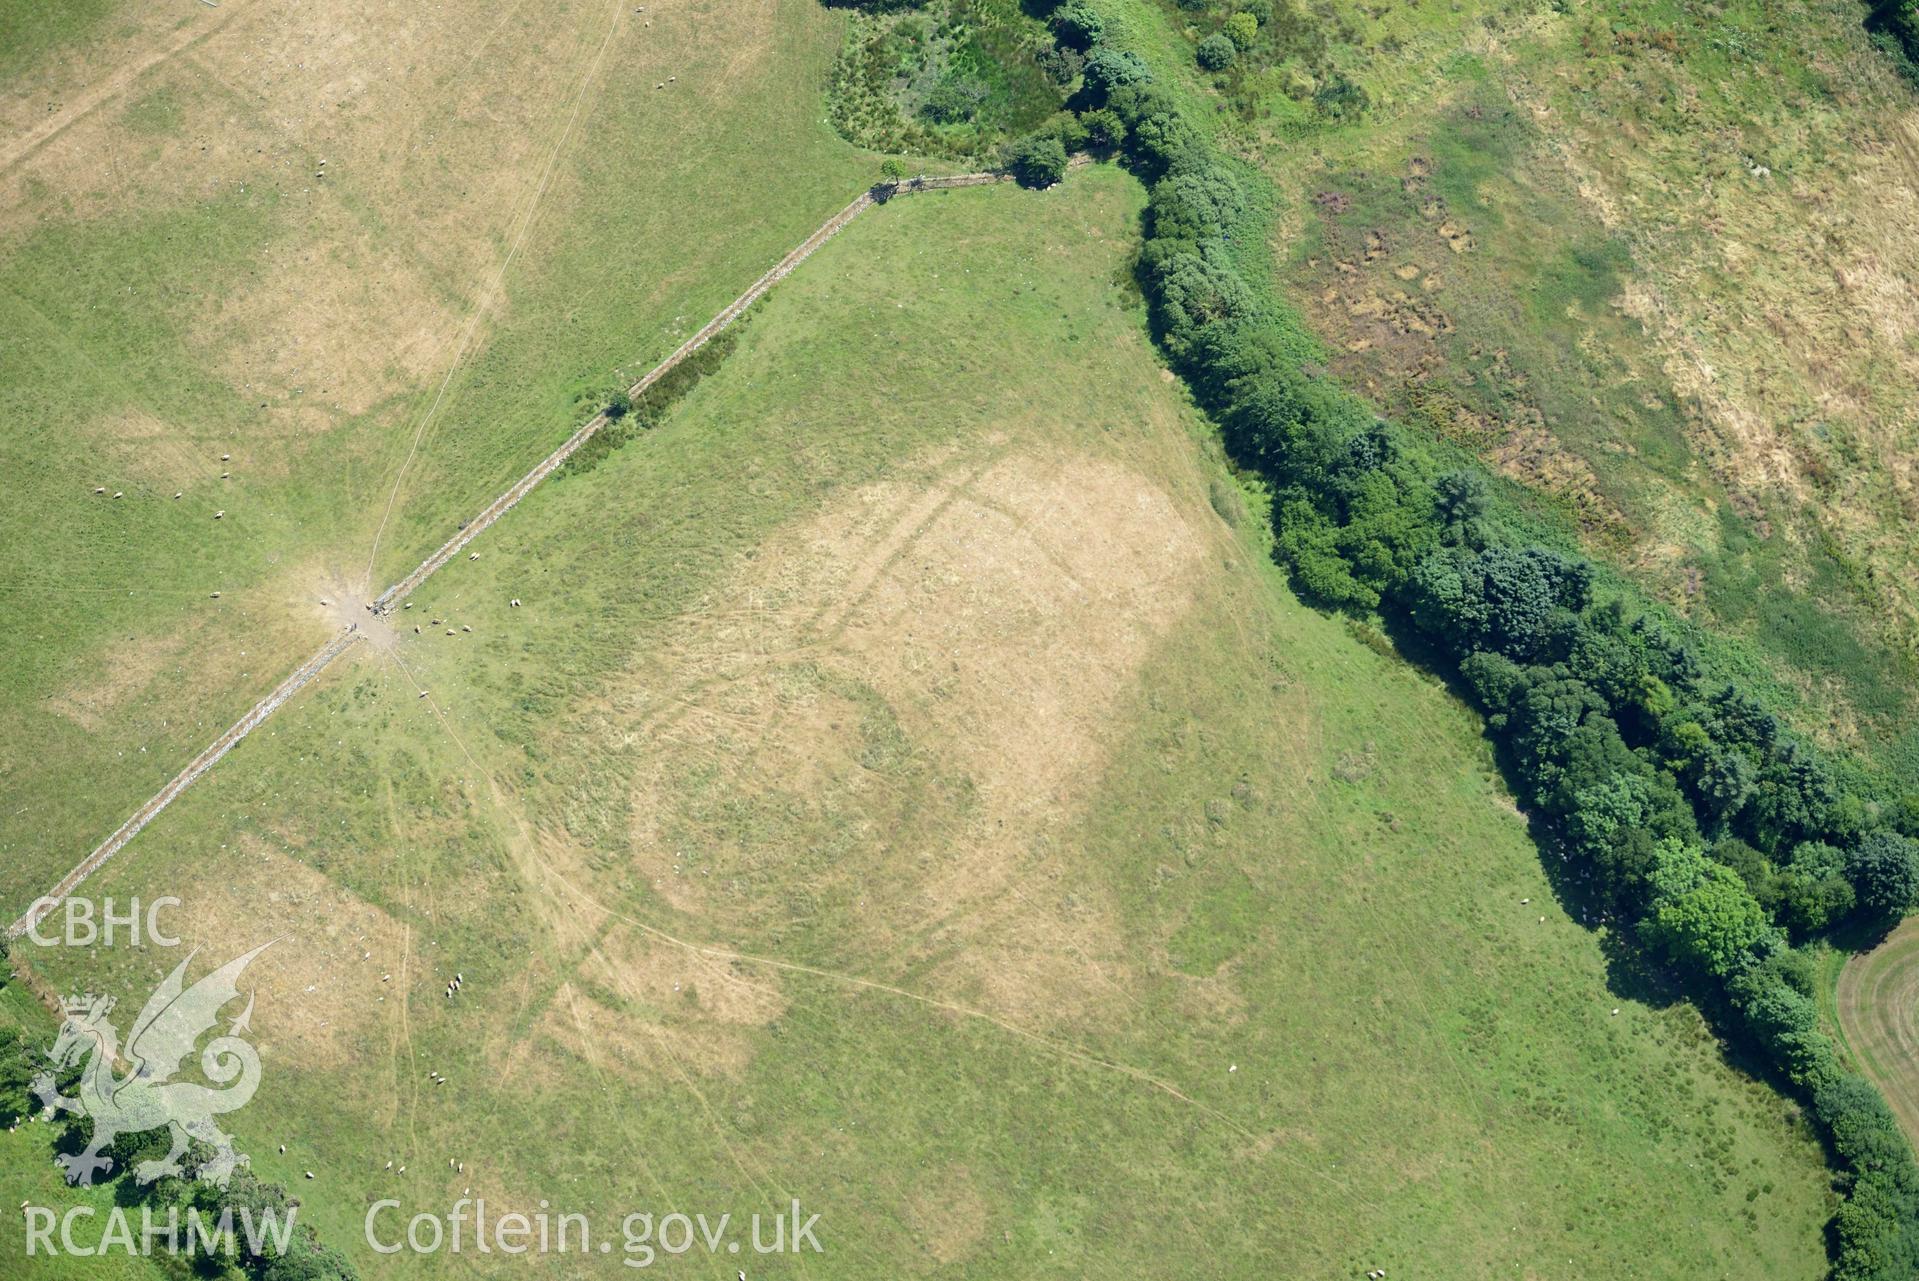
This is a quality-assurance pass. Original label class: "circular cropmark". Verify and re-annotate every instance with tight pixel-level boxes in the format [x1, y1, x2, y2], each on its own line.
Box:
[1835, 917, 1919, 1140]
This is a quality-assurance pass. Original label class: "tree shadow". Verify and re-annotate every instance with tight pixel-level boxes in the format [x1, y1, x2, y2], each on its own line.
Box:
[1827, 912, 1903, 955]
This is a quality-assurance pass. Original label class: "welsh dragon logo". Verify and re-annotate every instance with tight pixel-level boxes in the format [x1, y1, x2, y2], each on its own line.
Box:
[32, 943, 273, 1189]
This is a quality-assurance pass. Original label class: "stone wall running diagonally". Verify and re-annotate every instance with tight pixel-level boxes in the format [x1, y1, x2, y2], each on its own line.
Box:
[8, 627, 365, 939]
[370, 171, 1012, 614]
[9, 170, 1015, 940]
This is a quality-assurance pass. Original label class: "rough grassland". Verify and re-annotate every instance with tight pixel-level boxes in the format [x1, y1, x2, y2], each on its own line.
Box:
[0, 0, 869, 916]
[17, 170, 1831, 1278]
[1177, 0, 1919, 780]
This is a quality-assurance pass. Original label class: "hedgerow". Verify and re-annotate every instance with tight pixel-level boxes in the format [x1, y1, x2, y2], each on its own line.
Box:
[1058, 20, 1919, 1277]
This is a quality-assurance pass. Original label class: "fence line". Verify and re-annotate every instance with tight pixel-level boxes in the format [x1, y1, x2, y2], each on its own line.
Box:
[9, 628, 364, 938]
[371, 171, 1010, 613]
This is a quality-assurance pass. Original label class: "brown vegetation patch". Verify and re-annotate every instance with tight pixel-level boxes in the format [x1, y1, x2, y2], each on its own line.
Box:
[46, 632, 188, 732]
[900, 1164, 989, 1267]
[1495, 54, 1919, 651]
[198, 194, 457, 425]
[79, 408, 215, 491]
[1437, 219, 1476, 252]
[600, 452, 1207, 1027]
[0, 7, 227, 181]
[0, 71, 273, 234]
[1489, 421, 1631, 542]
[1, 0, 629, 439]
[43, 593, 321, 739]
[531, 948, 777, 1084]
[588, 927, 787, 1036]
[161, 841, 410, 1072]
[496, 876, 791, 1086]
[1299, 219, 1630, 544]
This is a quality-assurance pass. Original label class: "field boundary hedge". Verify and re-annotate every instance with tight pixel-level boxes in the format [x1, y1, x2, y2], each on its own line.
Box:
[1021, 21, 1919, 1278]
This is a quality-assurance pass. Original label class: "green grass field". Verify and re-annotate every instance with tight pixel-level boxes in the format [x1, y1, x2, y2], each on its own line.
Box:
[14, 168, 1834, 1278]
[0, 0, 872, 917]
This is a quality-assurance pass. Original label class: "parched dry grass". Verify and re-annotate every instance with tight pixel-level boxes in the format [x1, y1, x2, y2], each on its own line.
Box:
[118, 839, 415, 1073]
[200, 196, 459, 427]
[898, 1163, 989, 1266]
[44, 630, 185, 733]
[1257, 0, 1919, 766]
[603, 450, 1207, 1028]
[0, 0, 612, 429]
[75, 406, 219, 490]
[530, 931, 789, 1083]
[0, 3, 223, 177]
